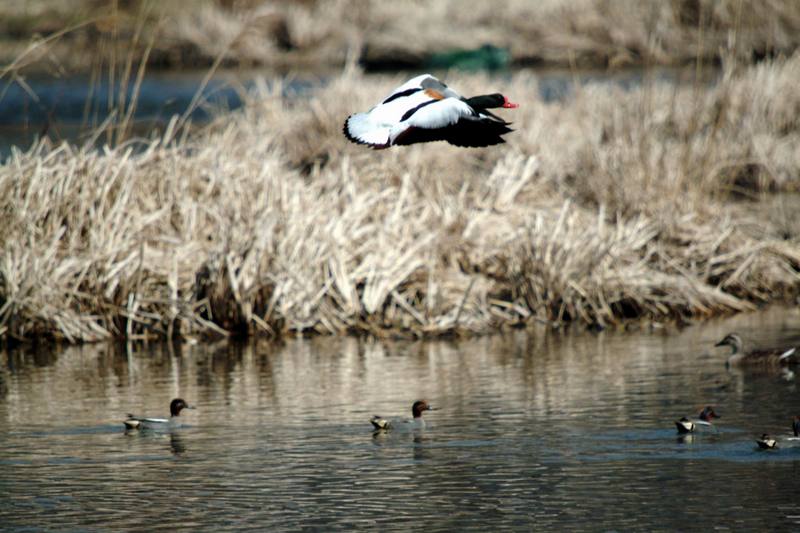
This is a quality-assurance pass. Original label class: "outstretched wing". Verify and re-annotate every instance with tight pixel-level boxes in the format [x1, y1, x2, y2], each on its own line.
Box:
[344, 75, 449, 148]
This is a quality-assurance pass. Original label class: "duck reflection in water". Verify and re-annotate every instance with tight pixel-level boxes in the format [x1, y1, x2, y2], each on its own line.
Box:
[123, 426, 189, 455]
[170, 433, 187, 455]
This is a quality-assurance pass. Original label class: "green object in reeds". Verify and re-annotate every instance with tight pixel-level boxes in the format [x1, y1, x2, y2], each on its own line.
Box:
[425, 44, 510, 71]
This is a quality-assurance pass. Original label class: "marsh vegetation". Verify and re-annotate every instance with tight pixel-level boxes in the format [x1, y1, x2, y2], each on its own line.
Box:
[4, 0, 800, 72]
[1, 1, 799, 343]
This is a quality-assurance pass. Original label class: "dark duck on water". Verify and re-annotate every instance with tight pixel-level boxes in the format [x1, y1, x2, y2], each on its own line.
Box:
[675, 406, 720, 434]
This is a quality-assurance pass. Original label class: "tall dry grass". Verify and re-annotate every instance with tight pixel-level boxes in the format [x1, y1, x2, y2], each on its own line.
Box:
[3, 0, 800, 72]
[2, 55, 800, 343]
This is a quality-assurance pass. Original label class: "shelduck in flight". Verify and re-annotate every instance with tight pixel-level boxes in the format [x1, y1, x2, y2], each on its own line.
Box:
[343, 74, 518, 149]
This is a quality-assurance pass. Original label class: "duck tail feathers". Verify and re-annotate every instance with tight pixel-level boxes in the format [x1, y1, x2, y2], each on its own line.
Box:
[370, 416, 391, 430]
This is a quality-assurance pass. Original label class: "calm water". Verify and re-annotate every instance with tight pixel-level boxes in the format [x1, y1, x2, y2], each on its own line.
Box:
[2, 307, 800, 531]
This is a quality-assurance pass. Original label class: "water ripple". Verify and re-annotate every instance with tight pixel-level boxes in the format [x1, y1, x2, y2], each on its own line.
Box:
[2, 308, 800, 529]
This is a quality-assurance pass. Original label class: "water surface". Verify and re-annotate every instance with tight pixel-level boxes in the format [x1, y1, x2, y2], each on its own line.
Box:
[2, 307, 800, 530]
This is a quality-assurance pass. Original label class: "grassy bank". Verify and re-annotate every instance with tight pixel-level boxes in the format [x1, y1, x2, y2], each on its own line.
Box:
[3, 0, 800, 73]
[2, 55, 800, 343]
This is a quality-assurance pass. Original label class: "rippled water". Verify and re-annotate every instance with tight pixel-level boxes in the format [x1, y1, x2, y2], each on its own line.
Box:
[2, 307, 800, 530]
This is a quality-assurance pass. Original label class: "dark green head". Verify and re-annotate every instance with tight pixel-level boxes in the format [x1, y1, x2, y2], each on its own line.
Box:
[170, 398, 194, 417]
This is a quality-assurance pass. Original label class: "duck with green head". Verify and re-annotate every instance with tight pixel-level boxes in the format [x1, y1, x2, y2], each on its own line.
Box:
[124, 398, 195, 430]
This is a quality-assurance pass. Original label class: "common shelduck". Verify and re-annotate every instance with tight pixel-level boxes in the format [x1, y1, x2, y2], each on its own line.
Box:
[123, 398, 194, 430]
[715, 333, 797, 367]
[370, 400, 438, 431]
[675, 406, 720, 434]
[344, 74, 518, 149]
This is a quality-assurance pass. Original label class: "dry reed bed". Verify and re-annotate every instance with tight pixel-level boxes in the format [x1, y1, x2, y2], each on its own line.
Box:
[2, 56, 800, 343]
[5, 0, 800, 72]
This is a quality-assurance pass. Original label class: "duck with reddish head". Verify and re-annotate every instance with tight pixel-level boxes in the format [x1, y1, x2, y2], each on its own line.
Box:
[675, 406, 720, 434]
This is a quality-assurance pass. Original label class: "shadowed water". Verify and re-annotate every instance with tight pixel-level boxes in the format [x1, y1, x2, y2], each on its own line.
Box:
[2, 307, 800, 530]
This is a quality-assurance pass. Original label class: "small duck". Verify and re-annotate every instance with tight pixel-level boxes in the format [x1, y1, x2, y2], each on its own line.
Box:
[756, 433, 778, 449]
[675, 406, 720, 434]
[123, 398, 194, 430]
[715, 333, 797, 367]
[371, 400, 438, 431]
[344, 74, 518, 149]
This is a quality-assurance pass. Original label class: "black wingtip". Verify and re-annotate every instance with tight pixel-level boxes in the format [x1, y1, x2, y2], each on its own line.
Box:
[342, 116, 360, 145]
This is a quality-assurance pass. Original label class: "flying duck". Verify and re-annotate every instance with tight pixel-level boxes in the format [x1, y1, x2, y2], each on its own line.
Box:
[370, 400, 438, 431]
[714, 333, 797, 367]
[343, 74, 518, 149]
[675, 406, 720, 434]
[123, 398, 195, 430]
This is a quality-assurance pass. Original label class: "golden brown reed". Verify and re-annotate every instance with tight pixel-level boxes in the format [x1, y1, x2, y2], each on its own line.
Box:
[3, 0, 800, 72]
[2, 55, 800, 343]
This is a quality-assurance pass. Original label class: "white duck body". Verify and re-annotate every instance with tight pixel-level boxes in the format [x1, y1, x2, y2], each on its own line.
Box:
[124, 416, 176, 430]
[370, 415, 427, 431]
[345, 75, 453, 145]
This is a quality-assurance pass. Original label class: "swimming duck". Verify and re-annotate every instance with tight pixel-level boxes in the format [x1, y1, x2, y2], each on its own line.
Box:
[715, 333, 797, 367]
[123, 398, 194, 430]
[371, 400, 438, 431]
[756, 433, 778, 449]
[344, 74, 518, 149]
[675, 406, 720, 434]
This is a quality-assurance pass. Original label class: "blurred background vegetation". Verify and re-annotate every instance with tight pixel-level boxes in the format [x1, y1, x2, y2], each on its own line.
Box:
[3, 0, 800, 74]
